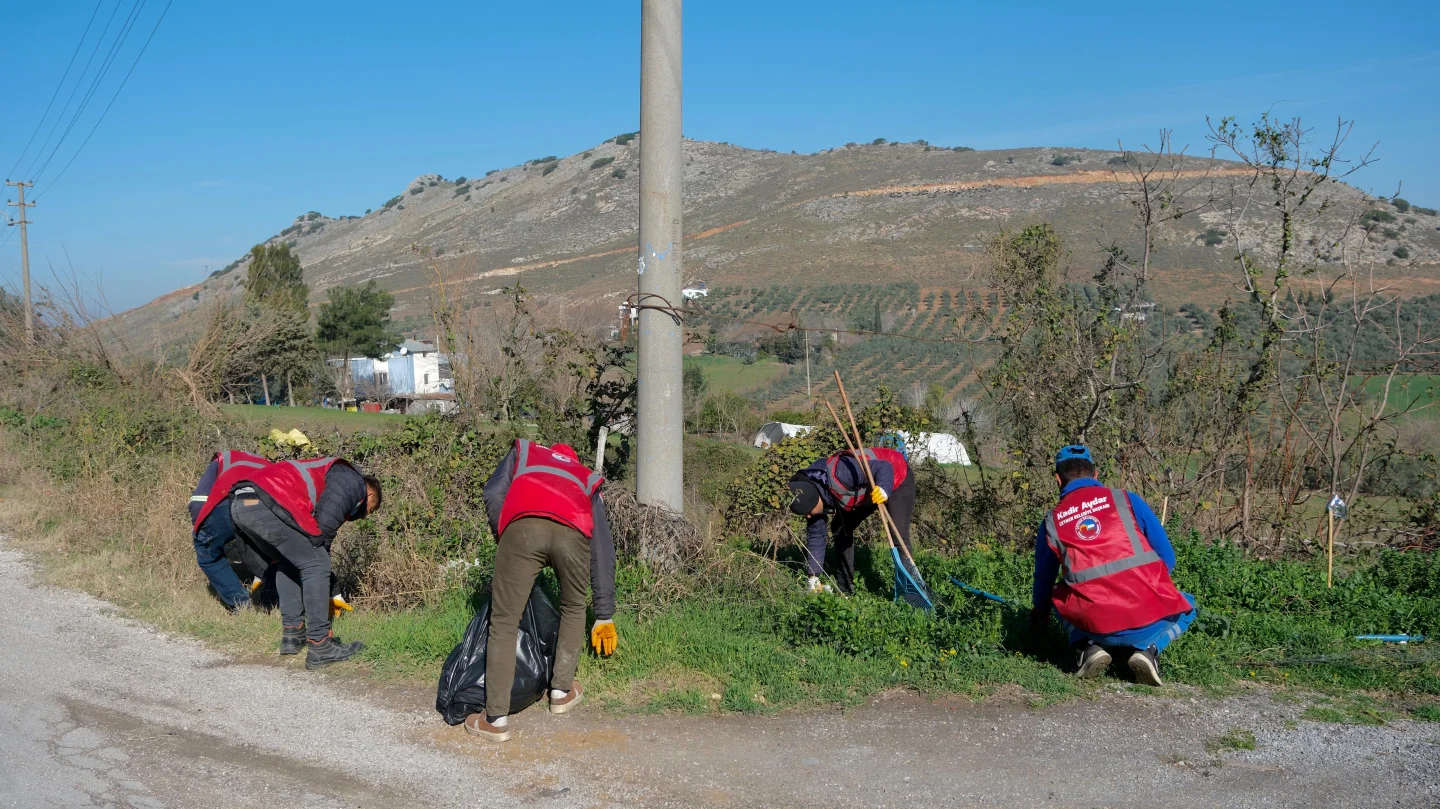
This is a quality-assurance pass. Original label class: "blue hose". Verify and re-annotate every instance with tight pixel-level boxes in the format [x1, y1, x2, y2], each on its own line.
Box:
[1354, 634, 1425, 643]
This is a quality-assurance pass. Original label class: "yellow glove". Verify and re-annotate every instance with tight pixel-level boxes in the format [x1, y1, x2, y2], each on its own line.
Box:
[329, 594, 354, 620]
[591, 619, 617, 656]
[871, 487, 889, 506]
[248, 577, 263, 594]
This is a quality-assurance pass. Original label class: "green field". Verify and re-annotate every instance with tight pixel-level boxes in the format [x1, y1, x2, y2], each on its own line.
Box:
[687, 355, 790, 394]
[221, 404, 407, 435]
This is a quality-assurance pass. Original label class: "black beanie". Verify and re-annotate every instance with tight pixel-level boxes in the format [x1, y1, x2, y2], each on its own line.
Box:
[788, 479, 822, 516]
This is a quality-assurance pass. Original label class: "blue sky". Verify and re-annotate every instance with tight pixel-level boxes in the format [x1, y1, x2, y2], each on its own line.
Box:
[3, 1, 1437, 311]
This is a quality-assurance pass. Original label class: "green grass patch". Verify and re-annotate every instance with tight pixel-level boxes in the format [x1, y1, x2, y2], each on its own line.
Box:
[1206, 727, 1257, 753]
[687, 355, 787, 395]
[221, 404, 407, 434]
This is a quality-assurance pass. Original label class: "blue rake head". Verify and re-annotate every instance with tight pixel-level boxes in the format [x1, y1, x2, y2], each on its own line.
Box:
[892, 546, 935, 612]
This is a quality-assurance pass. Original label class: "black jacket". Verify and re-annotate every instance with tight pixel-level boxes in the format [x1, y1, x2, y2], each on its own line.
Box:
[483, 447, 617, 620]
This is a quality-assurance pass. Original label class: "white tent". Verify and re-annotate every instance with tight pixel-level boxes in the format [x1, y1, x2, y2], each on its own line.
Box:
[753, 422, 814, 449]
[895, 431, 972, 466]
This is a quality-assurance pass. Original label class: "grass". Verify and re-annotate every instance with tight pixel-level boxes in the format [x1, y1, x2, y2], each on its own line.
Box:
[688, 355, 788, 395]
[1206, 727, 1257, 754]
[221, 404, 407, 434]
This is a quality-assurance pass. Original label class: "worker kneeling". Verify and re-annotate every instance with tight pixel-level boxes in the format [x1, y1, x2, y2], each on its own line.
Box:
[1032, 446, 1196, 686]
[787, 446, 913, 595]
[204, 456, 380, 670]
[466, 440, 617, 742]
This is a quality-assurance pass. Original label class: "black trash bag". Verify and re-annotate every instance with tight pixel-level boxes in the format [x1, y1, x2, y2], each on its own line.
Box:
[435, 584, 560, 725]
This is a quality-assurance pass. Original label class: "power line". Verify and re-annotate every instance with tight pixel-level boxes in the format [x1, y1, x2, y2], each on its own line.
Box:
[22, 0, 130, 180]
[33, 0, 151, 184]
[37, 0, 174, 198]
[6, 0, 107, 180]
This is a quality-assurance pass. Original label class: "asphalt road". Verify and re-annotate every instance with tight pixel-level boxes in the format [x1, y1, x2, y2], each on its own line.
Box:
[1, 541, 1436, 809]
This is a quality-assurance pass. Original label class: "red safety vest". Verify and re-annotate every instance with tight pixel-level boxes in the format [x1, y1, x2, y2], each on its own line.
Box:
[498, 440, 605, 538]
[1044, 487, 1192, 634]
[824, 447, 909, 511]
[191, 450, 272, 533]
[195, 456, 346, 537]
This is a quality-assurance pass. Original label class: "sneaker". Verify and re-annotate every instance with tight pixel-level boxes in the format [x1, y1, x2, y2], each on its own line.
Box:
[549, 682, 584, 715]
[304, 635, 365, 670]
[1128, 646, 1163, 686]
[279, 625, 306, 656]
[1075, 642, 1112, 678]
[463, 713, 513, 742]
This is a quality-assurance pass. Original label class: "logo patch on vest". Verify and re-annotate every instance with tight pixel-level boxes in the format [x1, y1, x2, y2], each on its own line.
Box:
[1075, 516, 1102, 540]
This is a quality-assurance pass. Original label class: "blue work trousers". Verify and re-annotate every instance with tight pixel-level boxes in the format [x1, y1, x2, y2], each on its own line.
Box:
[193, 499, 250, 609]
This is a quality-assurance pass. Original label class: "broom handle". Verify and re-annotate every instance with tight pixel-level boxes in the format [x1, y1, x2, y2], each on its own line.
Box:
[824, 401, 896, 551]
[832, 371, 918, 567]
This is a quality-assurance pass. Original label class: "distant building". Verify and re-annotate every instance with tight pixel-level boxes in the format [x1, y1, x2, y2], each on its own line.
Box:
[682, 281, 709, 300]
[327, 339, 454, 411]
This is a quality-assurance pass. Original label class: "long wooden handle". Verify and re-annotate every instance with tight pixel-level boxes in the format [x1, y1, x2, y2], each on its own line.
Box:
[832, 371, 916, 566]
[825, 401, 895, 551]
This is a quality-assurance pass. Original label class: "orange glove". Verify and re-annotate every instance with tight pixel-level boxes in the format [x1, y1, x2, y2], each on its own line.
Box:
[329, 594, 354, 620]
[248, 577, 263, 594]
[591, 619, 617, 656]
[871, 487, 889, 506]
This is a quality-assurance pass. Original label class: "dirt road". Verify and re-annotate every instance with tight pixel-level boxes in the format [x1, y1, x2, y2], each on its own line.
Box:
[1, 540, 1435, 809]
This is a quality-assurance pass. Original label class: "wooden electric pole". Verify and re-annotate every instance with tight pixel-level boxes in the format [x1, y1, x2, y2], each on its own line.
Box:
[5, 180, 35, 344]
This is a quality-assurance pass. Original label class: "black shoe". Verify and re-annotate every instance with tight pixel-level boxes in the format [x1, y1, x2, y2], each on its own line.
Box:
[279, 625, 306, 656]
[1075, 642, 1112, 678]
[1128, 645, 1163, 686]
[305, 636, 365, 670]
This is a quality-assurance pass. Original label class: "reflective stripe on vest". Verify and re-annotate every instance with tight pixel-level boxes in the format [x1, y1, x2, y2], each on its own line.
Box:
[515, 440, 602, 496]
[825, 449, 876, 509]
[1045, 488, 1161, 586]
[285, 458, 336, 510]
[218, 450, 268, 475]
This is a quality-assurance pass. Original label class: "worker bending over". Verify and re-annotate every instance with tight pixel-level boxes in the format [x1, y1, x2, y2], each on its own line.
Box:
[200, 456, 381, 669]
[189, 450, 272, 612]
[786, 446, 913, 594]
[467, 440, 617, 742]
[1032, 445, 1196, 686]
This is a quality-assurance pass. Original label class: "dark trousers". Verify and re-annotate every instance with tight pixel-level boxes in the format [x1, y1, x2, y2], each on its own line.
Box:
[193, 500, 250, 608]
[230, 497, 333, 642]
[815, 472, 917, 594]
[485, 517, 591, 718]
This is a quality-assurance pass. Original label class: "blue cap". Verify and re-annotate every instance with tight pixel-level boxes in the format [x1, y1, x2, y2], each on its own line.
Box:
[1055, 445, 1093, 467]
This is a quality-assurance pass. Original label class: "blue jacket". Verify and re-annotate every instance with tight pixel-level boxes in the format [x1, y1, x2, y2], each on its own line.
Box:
[1032, 478, 1173, 611]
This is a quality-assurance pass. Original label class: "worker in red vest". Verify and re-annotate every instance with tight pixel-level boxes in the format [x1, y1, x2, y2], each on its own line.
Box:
[1031, 445, 1196, 686]
[786, 446, 913, 594]
[200, 456, 381, 670]
[464, 440, 617, 742]
[189, 450, 272, 612]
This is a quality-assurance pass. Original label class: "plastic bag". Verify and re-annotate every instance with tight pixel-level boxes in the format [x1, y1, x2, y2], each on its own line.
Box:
[435, 584, 560, 725]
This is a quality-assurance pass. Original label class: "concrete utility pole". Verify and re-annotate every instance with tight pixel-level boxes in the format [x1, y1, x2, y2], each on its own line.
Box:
[635, 0, 684, 513]
[5, 180, 35, 344]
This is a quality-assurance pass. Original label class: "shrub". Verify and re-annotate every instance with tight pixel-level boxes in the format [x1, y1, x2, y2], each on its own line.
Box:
[280, 225, 301, 236]
[1108, 154, 1137, 166]
[1383, 227, 1401, 239]
[453, 176, 467, 185]
[614, 131, 638, 146]
[1201, 227, 1227, 247]
[951, 146, 975, 152]
[485, 169, 499, 176]
[500, 176, 508, 182]
[453, 184, 471, 196]
[1051, 154, 1079, 166]
[383, 195, 402, 209]
[590, 156, 615, 170]
[542, 163, 558, 176]
[872, 138, 887, 145]
[612, 167, 627, 179]
[531, 155, 557, 165]
[364, 208, 372, 214]
[409, 187, 424, 195]
[1393, 246, 1411, 259]
[305, 211, 322, 221]
[1361, 209, 1397, 226]
[1392, 198, 1411, 213]
[845, 142, 857, 148]
[1416, 206, 1438, 216]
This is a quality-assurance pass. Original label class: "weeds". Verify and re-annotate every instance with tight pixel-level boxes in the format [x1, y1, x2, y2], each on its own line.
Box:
[1206, 728, 1257, 753]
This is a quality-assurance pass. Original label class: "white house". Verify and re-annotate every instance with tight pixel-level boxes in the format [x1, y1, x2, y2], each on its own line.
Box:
[330, 339, 451, 399]
[682, 281, 709, 300]
[753, 422, 814, 449]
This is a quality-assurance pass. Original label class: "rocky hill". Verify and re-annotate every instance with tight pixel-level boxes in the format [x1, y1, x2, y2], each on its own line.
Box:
[113, 135, 1440, 353]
